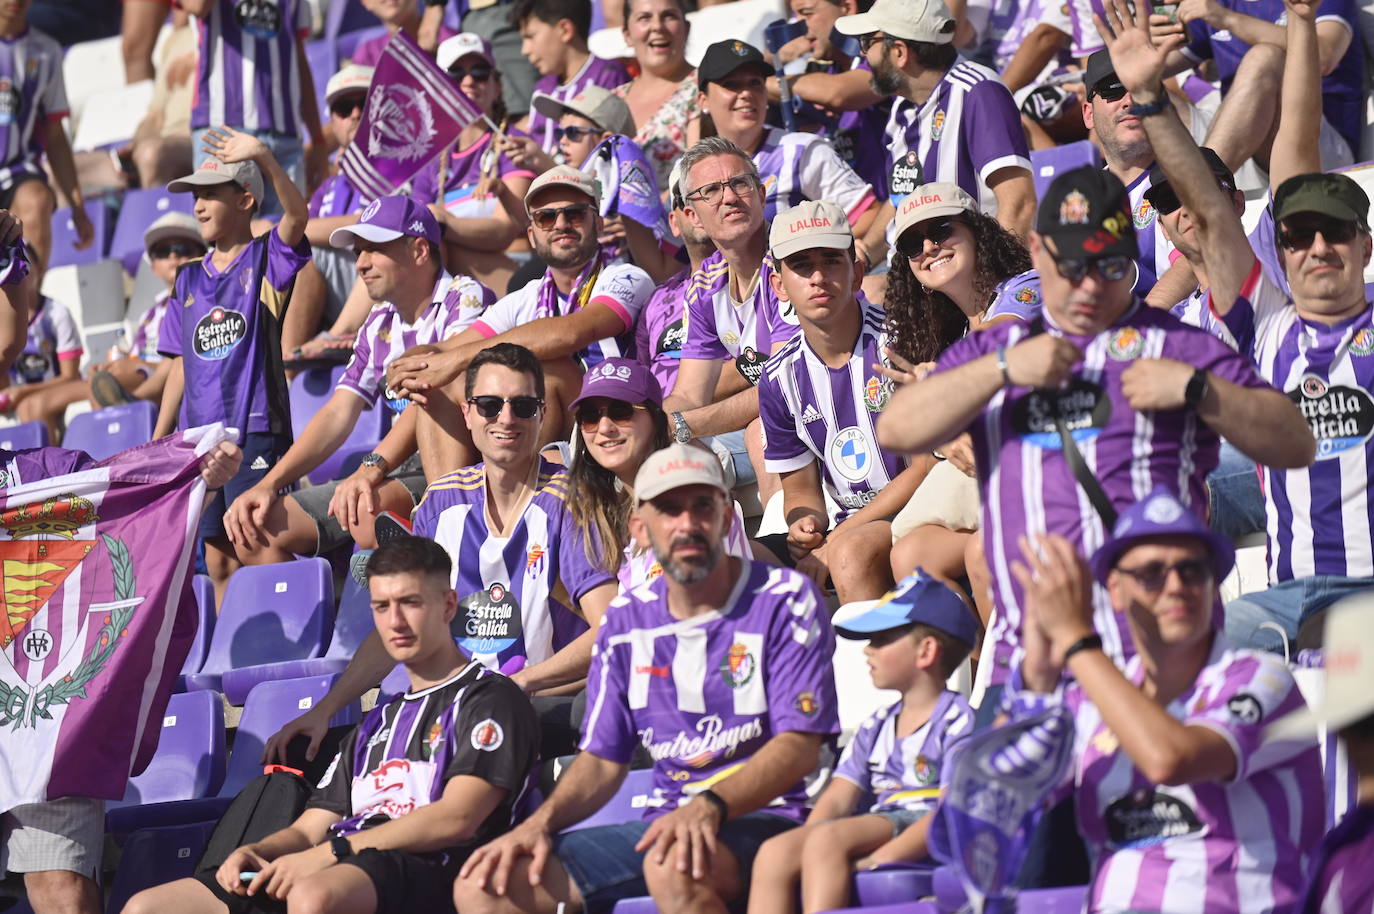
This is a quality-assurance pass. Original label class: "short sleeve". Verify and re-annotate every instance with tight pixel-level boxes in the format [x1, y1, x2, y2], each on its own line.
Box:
[49, 302, 82, 360]
[158, 276, 188, 359]
[758, 366, 813, 473]
[556, 501, 616, 601]
[444, 677, 540, 792]
[444, 276, 497, 337]
[960, 81, 1032, 184]
[306, 726, 359, 817]
[265, 228, 313, 289]
[681, 278, 727, 361]
[1183, 18, 1213, 63]
[591, 264, 653, 333]
[578, 608, 639, 763]
[986, 273, 1042, 322]
[471, 286, 529, 338]
[39, 43, 68, 118]
[931, 323, 1000, 376]
[798, 140, 875, 220]
[307, 180, 329, 219]
[762, 572, 840, 736]
[336, 316, 381, 404]
[833, 713, 883, 789]
[1180, 321, 1271, 392]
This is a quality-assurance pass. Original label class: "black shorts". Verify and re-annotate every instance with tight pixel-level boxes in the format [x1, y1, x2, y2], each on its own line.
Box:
[198, 432, 291, 540]
[195, 847, 463, 914]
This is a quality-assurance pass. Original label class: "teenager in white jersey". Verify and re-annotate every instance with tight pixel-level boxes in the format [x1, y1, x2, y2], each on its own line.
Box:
[385, 166, 653, 477]
[758, 200, 928, 603]
[455, 444, 839, 914]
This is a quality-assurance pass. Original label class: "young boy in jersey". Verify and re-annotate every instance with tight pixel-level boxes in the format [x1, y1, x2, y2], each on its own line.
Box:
[0, 257, 80, 440]
[155, 127, 312, 606]
[749, 571, 976, 914]
[121, 535, 539, 914]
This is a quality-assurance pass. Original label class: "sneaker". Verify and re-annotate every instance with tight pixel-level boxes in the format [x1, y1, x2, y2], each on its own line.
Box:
[90, 369, 134, 408]
[373, 510, 412, 546]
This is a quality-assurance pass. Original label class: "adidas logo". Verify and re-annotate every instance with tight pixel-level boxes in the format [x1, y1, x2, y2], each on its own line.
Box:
[800, 405, 822, 423]
[250, 456, 269, 470]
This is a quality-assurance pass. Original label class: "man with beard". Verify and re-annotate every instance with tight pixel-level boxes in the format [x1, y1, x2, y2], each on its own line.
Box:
[835, 0, 1035, 254]
[453, 444, 839, 914]
[385, 166, 654, 474]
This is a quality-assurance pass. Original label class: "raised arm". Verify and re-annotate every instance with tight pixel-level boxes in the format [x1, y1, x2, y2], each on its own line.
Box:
[1269, 0, 1324, 189]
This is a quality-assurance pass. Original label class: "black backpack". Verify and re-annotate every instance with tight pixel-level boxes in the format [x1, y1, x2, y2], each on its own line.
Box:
[195, 766, 312, 875]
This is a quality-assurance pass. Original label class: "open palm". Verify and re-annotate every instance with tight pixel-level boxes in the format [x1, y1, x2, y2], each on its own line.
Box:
[1094, 0, 1185, 94]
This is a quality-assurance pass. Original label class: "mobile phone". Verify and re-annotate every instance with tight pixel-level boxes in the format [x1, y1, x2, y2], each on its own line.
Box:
[1153, 0, 1181, 21]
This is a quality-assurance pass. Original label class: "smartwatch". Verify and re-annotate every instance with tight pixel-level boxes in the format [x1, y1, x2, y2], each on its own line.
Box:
[329, 836, 353, 861]
[1184, 369, 1210, 408]
[670, 410, 692, 445]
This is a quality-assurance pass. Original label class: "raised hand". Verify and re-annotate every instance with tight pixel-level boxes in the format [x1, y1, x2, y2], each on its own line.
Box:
[1095, 0, 1186, 95]
[202, 125, 270, 165]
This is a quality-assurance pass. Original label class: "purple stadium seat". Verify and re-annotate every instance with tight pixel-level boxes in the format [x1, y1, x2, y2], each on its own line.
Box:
[928, 866, 1086, 914]
[562, 769, 657, 833]
[0, 419, 49, 450]
[110, 188, 195, 276]
[814, 904, 940, 914]
[228, 572, 374, 684]
[104, 820, 218, 914]
[182, 558, 335, 702]
[854, 863, 937, 905]
[180, 574, 217, 677]
[48, 200, 112, 269]
[61, 401, 157, 460]
[113, 690, 226, 810]
[289, 366, 390, 484]
[1029, 140, 1103, 199]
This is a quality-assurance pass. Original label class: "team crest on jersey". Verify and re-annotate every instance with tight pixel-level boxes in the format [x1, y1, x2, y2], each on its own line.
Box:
[426, 721, 445, 756]
[192, 307, 248, 360]
[1059, 190, 1090, 226]
[794, 691, 818, 715]
[526, 544, 546, 575]
[830, 427, 872, 481]
[720, 642, 756, 688]
[1350, 327, 1374, 356]
[367, 83, 437, 163]
[864, 376, 893, 412]
[1015, 286, 1039, 307]
[914, 754, 937, 784]
[470, 718, 505, 751]
[1133, 200, 1156, 229]
[1106, 327, 1144, 361]
[931, 109, 946, 141]
[1288, 373, 1374, 459]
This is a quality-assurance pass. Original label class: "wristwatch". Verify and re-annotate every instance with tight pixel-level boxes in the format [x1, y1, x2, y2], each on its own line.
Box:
[670, 411, 692, 445]
[329, 836, 353, 861]
[359, 452, 390, 474]
[1184, 369, 1210, 408]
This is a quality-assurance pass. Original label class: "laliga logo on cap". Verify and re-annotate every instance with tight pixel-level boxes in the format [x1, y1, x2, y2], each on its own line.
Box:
[361, 199, 383, 222]
[662, 456, 708, 474]
[900, 192, 944, 216]
[198, 160, 223, 172]
[789, 215, 833, 232]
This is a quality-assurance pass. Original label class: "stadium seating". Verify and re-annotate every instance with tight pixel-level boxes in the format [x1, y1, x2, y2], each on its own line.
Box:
[853, 864, 938, 906]
[104, 820, 218, 914]
[180, 574, 218, 678]
[109, 188, 195, 277]
[61, 401, 157, 460]
[0, 419, 48, 450]
[562, 768, 657, 832]
[182, 558, 335, 702]
[289, 365, 391, 485]
[113, 689, 227, 809]
[48, 201, 112, 269]
[1029, 141, 1103, 200]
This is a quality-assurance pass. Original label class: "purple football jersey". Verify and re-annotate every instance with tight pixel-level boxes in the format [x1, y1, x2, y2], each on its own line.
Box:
[634, 266, 689, 396]
[1298, 803, 1374, 914]
[190, 0, 312, 136]
[681, 252, 799, 385]
[0, 28, 67, 172]
[307, 171, 368, 219]
[834, 691, 973, 813]
[526, 55, 631, 154]
[984, 269, 1044, 323]
[581, 561, 839, 823]
[410, 131, 536, 217]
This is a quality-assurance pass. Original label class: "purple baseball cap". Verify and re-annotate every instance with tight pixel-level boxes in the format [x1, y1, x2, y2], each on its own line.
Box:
[1089, 487, 1235, 585]
[569, 357, 663, 409]
[329, 195, 441, 249]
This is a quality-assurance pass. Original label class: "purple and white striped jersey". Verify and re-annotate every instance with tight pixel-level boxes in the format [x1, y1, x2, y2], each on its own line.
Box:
[820, 60, 892, 199]
[410, 132, 535, 219]
[1063, 0, 1108, 57]
[307, 170, 368, 219]
[190, 0, 311, 136]
[311, 660, 538, 848]
[526, 55, 631, 154]
[833, 691, 973, 814]
[634, 266, 689, 395]
[471, 259, 652, 372]
[759, 300, 909, 522]
[994, 0, 1076, 76]
[581, 560, 839, 823]
[0, 28, 67, 172]
[1167, 259, 1281, 352]
[883, 61, 1029, 238]
[12, 297, 80, 385]
[1037, 637, 1324, 914]
[1220, 272, 1374, 581]
[1123, 168, 1173, 298]
[411, 460, 614, 669]
[131, 292, 171, 363]
[681, 253, 799, 385]
[617, 502, 752, 592]
[934, 302, 1272, 683]
[338, 271, 495, 415]
[1297, 803, 1374, 914]
[752, 127, 876, 225]
[985, 269, 1044, 323]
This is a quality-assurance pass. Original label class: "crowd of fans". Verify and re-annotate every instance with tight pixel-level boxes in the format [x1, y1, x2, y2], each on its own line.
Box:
[2, 0, 1374, 911]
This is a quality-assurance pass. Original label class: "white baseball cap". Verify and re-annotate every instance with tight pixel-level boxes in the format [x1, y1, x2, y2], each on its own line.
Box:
[770, 200, 853, 260]
[325, 64, 373, 106]
[143, 212, 204, 252]
[525, 165, 602, 207]
[167, 158, 266, 208]
[437, 32, 495, 71]
[892, 182, 979, 242]
[531, 85, 635, 139]
[635, 444, 730, 502]
[835, 0, 957, 43]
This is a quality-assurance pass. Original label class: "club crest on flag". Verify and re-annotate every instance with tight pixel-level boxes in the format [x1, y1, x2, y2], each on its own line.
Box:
[367, 84, 436, 163]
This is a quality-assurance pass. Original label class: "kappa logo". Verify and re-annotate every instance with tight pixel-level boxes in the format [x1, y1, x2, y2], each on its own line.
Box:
[408, 220, 426, 235]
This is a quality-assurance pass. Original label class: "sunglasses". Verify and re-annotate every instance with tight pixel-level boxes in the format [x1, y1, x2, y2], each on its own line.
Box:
[529, 203, 596, 231]
[577, 400, 647, 429]
[557, 125, 605, 143]
[1090, 81, 1128, 102]
[1051, 253, 1133, 283]
[684, 174, 759, 206]
[448, 64, 493, 82]
[149, 240, 205, 259]
[1277, 216, 1360, 251]
[467, 395, 544, 419]
[858, 32, 891, 53]
[1113, 558, 1212, 591]
[329, 97, 364, 119]
[898, 217, 958, 258]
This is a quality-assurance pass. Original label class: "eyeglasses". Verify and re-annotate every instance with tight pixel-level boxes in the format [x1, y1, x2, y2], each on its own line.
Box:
[557, 125, 604, 143]
[1090, 81, 1127, 103]
[1277, 216, 1360, 251]
[576, 400, 647, 429]
[466, 395, 544, 419]
[149, 240, 205, 259]
[448, 64, 493, 82]
[898, 217, 959, 258]
[858, 32, 891, 53]
[684, 174, 759, 206]
[529, 203, 596, 231]
[1050, 253, 1133, 283]
[1113, 558, 1213, 591]
[329, 97, 364, 119]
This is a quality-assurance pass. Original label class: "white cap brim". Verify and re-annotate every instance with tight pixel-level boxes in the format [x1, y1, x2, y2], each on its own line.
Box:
[144, 223, 204, 250]
[329, 223, 404, 248]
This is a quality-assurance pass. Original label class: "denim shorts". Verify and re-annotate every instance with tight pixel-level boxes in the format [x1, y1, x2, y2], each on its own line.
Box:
[871, 807, 927, 837]
[554, 813, 796, 913]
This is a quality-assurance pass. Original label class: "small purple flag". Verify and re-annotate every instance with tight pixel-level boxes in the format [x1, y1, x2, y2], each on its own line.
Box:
[340, 31, 484, 201]
[0, 426, 230, 811]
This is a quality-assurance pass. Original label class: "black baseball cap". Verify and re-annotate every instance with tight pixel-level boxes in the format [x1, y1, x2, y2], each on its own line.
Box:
[1036, 165, 1139, 260]
[697, 39, 771, 90]
[1085, 50, 1121, 100]
[1273, 172, 1371, 230]
[1143, 146, 1237, 211]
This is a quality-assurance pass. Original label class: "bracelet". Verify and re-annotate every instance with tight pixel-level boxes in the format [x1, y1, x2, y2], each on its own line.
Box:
[995, 346, 1012, 387]
[698, 789, 729, 829]
[1062, 633, 1103, 664]
[1128, 97, 1169, 118]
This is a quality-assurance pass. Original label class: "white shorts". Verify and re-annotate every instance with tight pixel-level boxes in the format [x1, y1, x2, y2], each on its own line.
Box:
[0, 797, 105, 877]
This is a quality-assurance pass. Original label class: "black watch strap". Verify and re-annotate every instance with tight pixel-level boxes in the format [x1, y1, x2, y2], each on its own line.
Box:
[329, 835, 353, 860]
[698, 789, 729, 829]
[1184, 368, 1209, 408]
[1062, 633, 1104, 664]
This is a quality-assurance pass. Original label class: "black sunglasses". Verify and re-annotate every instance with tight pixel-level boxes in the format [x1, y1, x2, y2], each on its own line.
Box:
[1113, 558, 1212, 591]
[1090, 81, 1128, 102]
[557, 125, 604, 143]
[329, 97, 364, 119]
[577, 401, 647, 429]
[467, 395, 544, 419]
[1278, 216, 1360, 251]
[529, 203, 595, 231]
[149, 240, 205, 259]
[1051, 253, 1133, 283]
[898, 217, 958, 258]
[858, 33, 892, 53]
[449, 64, 493, 82]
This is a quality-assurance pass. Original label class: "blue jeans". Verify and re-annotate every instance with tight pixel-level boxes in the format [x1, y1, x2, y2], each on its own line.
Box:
[1206, 441, 1266, 540]
[706, 429, 758, 489]
[191, 127, 304, 217]
[1224, 575, 1374, 652]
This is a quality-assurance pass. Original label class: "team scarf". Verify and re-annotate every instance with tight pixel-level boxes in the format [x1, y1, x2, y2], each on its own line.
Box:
[340, 31, 484, 200]
[534, 251, 605, 321]
[0, 425, 230, 812]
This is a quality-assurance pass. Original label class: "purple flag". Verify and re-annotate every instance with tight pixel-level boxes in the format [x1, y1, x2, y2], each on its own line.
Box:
[0, 426, 229, 811]
[340, 31, 484, 201]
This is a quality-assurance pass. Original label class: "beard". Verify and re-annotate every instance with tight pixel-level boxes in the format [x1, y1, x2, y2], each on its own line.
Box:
[649, 530, 724, 585]
[537, 229, 599, 271]
[870, 55, 906, 98]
